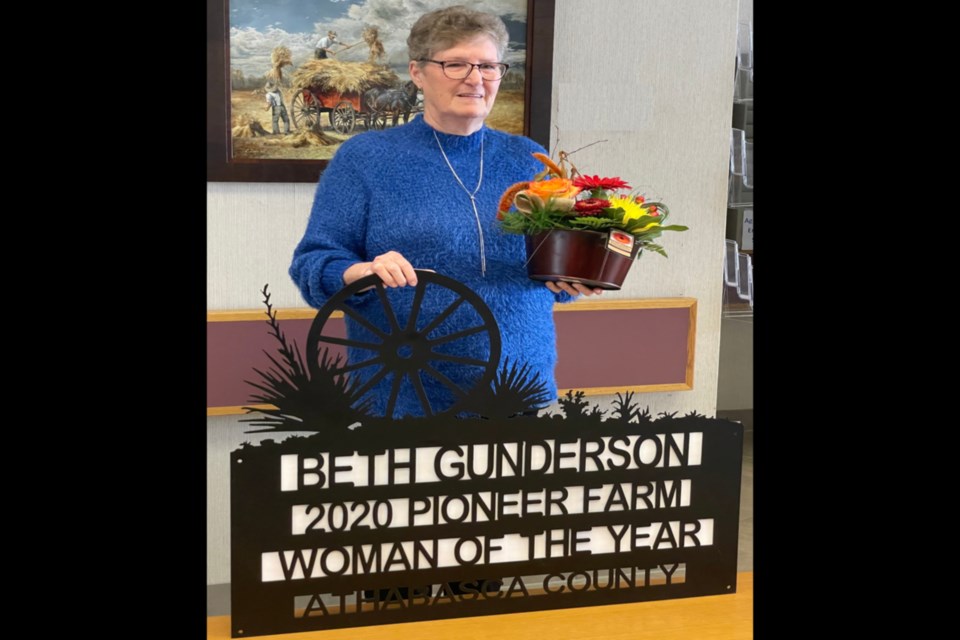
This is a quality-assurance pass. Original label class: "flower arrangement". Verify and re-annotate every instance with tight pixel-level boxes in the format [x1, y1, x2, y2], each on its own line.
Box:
[497, 151, 688, 257]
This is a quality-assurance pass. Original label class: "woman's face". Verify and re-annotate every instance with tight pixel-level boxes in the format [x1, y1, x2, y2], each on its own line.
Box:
[409, 35, 502, 135]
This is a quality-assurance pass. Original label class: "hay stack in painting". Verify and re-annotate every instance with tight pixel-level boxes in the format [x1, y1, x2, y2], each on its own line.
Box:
[291, 59, 398, 96]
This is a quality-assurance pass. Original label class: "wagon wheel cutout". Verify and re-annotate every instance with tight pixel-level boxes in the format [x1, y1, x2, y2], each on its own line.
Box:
[291, 91, 321, 130]
[305, 270, 501, 419]
[331, 100, 356, 134]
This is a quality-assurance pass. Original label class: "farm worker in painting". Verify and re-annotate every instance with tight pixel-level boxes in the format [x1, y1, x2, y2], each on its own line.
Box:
[263, 83, 290, 135]
[314, 30, 339, 59]
[290, 5, 603, 420]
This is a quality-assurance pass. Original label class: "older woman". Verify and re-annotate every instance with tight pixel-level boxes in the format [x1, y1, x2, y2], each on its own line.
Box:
[290, 5, 601, 419]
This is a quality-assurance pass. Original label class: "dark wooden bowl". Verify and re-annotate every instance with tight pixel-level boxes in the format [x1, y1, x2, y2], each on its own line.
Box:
[524, 229, 640, 290]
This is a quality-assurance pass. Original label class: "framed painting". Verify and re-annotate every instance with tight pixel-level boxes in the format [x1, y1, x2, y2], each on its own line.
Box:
[207, 0, 556, 183]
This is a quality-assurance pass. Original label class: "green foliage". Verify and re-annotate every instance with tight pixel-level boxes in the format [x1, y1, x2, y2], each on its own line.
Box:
[499, 207, 565, 235]
[567, 216, 622, 231]
[643, 243, 667, 257]
[498, 179, 688, 258]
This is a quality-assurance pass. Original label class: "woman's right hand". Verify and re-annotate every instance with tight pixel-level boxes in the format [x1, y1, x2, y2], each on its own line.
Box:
[343, 250, 419, 288]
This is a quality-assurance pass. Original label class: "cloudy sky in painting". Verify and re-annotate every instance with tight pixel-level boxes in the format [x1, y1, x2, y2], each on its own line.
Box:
[229, 0, 528, 79]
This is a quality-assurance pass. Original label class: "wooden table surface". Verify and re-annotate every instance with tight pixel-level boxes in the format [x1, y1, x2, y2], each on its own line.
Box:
[208, 572, 752, 640]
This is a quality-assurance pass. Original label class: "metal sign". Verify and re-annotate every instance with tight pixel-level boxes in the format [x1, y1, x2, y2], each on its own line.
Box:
[231, 273, 742, 636]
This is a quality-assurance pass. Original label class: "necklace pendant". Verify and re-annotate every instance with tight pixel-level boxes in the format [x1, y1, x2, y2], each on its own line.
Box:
[434, 130, 487, 276]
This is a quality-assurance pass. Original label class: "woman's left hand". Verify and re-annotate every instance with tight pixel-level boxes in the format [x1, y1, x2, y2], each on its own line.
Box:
[545, 281, 604, 297]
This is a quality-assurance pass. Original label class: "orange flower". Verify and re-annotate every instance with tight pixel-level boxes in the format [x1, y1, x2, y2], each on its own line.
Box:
[525, 178, 582, 200]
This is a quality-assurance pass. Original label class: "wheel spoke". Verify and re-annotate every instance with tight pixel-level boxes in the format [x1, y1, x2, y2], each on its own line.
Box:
[374, 283, 402, 334]
[404, 279, 427, 333]
[427, 352, 489, 368]
[305, 270, 500, 421]
[421, 365, 468, 398]
[350, 365, 390, 398]
[385, 372, 404, 419]
[411, 372, 434, 417]
[427, 324, 488, 346]
[418, 296, 465, 337]
[314, 333, 383, 351]
[338, 356, 384, 374]
[338, 302, 390, 340]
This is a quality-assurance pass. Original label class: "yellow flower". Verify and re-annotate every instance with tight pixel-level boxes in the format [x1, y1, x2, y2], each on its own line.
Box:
[610, 195, 661, 231]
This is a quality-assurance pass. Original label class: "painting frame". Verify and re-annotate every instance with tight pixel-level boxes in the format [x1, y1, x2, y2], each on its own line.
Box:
[206, 0, 556, 183]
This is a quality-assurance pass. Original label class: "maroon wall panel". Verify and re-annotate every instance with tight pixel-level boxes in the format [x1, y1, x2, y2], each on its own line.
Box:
[208, 306, 692, 410]
[554, 307, 690, 389]
[207, 318, 347, 409]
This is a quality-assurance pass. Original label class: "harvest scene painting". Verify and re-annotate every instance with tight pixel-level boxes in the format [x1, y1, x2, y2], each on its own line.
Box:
[227, 0, 530, 161]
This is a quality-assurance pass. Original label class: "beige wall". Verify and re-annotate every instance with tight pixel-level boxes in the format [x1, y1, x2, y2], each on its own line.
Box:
[207, 0, 740, 585]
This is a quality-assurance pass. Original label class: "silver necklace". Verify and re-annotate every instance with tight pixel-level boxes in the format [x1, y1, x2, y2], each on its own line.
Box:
[433, 129, 486, 276]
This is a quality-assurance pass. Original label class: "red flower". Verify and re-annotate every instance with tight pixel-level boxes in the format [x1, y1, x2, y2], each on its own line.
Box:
[647, 205, 659, 216]
[573, 175, 632, 191]
[574, 198, 611, 215]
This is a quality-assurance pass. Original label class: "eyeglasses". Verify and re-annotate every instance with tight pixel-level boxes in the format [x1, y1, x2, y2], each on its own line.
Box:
[418, 59, 509, 80]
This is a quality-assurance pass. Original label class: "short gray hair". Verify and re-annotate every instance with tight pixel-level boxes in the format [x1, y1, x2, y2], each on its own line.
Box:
[407, 5, 509, 62]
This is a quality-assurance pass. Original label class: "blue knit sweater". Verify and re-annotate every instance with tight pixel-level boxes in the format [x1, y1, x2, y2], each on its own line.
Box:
[290, 115, 571, 418]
